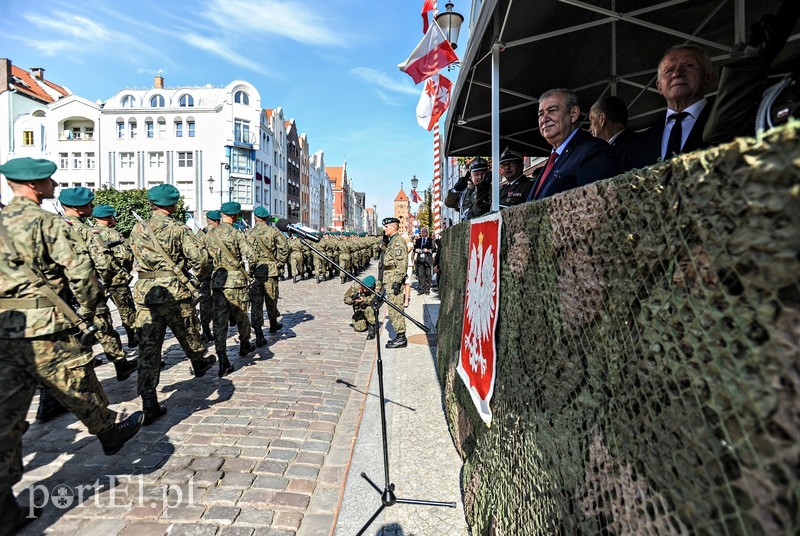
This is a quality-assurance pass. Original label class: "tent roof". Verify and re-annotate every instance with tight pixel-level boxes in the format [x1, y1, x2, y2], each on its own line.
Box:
[444, 0, 800, 157]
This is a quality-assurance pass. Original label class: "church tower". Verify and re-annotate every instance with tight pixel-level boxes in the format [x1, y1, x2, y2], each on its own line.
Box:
[394, 187, 410, 234]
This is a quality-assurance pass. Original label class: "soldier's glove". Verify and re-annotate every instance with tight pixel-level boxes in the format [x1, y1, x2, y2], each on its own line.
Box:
[392, 282, 402, 295]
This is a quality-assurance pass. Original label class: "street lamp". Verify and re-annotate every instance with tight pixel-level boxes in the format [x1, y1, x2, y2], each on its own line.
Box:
[208, 175, 215, 194]
[220, 162, 230, 204]
[435, 2, 464, 50]
[411, 175, 419, 191]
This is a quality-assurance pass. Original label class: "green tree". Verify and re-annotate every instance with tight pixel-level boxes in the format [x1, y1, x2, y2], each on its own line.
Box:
[93, 187, 187, 237]
[417, 187, 433, 231]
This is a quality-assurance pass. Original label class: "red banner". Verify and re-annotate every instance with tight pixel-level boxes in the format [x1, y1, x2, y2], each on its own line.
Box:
[457, 212, 502, 425]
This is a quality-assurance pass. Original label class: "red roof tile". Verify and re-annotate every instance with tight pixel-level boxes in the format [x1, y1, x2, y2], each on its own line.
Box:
[9, 65, 69, 103]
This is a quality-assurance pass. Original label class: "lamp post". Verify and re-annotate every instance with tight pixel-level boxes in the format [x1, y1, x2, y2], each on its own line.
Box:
[434, 2, 464, 50]
[220, 162, 230, 205]
[208, 175, 215, 194]
[411, 175, 419, 191]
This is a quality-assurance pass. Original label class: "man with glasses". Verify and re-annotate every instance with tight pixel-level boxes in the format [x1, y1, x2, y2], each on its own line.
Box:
[498, 148, 533, 208]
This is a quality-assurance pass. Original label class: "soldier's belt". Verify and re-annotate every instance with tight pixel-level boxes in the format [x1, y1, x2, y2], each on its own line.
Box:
[0, 297, 54, 309]
[138, 270, 177, 279]
[215, 264, 241, 270]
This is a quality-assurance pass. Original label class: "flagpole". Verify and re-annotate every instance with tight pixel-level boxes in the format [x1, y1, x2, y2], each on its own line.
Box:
[433, 122, 442, 236]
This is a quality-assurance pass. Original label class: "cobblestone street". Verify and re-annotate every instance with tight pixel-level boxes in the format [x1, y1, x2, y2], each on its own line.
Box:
[14, 265, 467, 536]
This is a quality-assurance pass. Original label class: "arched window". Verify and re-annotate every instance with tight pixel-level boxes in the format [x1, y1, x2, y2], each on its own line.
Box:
[179, 94, 194, 107]
[32, 110, 46, 117]
[234, 90, 249, 105]
[150, 95, 165, 107]
[121, 94, 135, 108]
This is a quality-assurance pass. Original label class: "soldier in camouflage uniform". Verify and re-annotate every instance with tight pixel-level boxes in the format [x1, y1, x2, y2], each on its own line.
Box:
[338, 233, 352, 284]
[129, 184, 216, 424]
[247, 206, 288, 345]
[59, 189, 137, 381]
[288, 235, 305, 283]
[380, 217, 408, 348]
[206, 202, 255, 375]
[196, 210, 221, 342]
[313, 232, 327, 283]
[92, 204, 138, 348]
[0, 158, 142, 531]
[344, 275, 378, 339]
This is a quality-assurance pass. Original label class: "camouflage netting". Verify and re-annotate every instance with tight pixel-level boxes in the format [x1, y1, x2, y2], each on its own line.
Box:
[437, 122, 800, 535]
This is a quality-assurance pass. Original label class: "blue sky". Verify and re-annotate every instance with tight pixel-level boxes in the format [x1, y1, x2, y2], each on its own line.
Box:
[1, 0, 470, 220]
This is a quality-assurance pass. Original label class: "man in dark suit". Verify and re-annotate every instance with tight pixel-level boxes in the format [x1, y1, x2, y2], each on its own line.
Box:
[635, 45, 715, 166]
[413, 227, 436, 294]
[589, 95, 639, 172]
[526, 88, 620, 202]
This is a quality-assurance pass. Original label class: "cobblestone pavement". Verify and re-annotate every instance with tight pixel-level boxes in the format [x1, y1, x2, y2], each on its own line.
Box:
[15, 267, 378, 536]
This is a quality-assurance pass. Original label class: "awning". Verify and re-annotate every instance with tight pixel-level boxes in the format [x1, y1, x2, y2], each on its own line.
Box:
[444, 0, 800, 157]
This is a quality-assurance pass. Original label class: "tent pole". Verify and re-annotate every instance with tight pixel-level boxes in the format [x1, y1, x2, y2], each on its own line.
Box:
[491, 41, 500, 213]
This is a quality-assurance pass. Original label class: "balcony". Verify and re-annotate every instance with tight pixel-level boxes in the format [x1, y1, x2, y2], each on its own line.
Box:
[233, 129, 257, 147]
[59, 131, 94, 141]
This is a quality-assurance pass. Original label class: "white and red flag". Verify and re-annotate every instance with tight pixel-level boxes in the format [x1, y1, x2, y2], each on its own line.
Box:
[409, 189, 423, 203]
[457, 212, 502, 425]
[421, 0, 436, 33]
[398, 23, 458, 84]
[416, 74, 452, 131]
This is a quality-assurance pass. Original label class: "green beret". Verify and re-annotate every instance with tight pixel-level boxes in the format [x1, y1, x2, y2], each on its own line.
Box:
[206, 210, 221, 221]
[382, 217, 400, 225]
[359, 232, 366, 237]
[361, 275, 376, 289]
[59, 187, 94, 207]
[147, 184, 180, 207]
[0, 157, 57, 182]
[254, 206, 270, 219]
[220, 201, 241, 215]
[92, 204, 116, 218]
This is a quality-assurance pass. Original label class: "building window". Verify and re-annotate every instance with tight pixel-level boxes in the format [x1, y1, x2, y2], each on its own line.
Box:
[149, 151, 164, 168]
[231, 147, 252, 174]
[177, 152, 193, 168]
[129, 119, 137, 139]
[146, 120, 154, 138]
[72, 152, 82, 169]
[86, 152, 96, 170]
[85, 127, 94, 140]
[120, 152, 134, 168]
[234, 90, 249, 105]
[179, 94, 194, 107]
[59, 153, 69, 169]
[188, 121, 195, 137]
[157, 118, 166, 138]
[22, 130, 34, 146]
[150, 95, 165, 107]
[121, 95, 135, 108]
[234, 119, 250, 144]
[175, 121, 183, 137]
[116, 121, 124, 139]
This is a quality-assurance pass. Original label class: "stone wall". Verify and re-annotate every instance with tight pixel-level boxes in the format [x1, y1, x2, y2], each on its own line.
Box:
[437, 123, 800, 535]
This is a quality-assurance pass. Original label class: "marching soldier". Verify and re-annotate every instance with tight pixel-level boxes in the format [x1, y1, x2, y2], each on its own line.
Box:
[288, 235, 304, 283]
[313, 232, 327, 283]
[196, 210, 221, 342]
[338, 233, 352, 284]
[0, 158, 143, 530]
[344, 275, 378, 339]
[59, 188, 138, 381]
[92, 204, 138, 348]
[206, 202, 256, 375]
[248, 206, 288, 345]
[129, 184, 216, 425]
[380, 217, 408, 348]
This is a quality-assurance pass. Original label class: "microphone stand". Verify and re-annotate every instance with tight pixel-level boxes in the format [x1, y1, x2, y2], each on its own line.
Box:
[292, 235, 457, 534]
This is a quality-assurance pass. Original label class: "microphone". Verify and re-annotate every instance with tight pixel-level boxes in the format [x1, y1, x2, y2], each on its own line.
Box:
[276, 219, 321, 242]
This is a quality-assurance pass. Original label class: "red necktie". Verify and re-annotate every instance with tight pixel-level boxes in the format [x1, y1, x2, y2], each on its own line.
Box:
[533, 151, 558, 199]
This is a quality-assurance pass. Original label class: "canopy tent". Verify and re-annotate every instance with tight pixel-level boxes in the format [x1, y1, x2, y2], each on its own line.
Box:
[444, 0, 800, 158]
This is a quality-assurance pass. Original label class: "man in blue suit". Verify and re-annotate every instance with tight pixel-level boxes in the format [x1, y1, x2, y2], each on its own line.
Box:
[527, 88, 620, 201]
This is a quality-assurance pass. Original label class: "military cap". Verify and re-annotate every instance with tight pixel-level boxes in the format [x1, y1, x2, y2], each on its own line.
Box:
[59, 187, 94, 207]
[361, 275, 376, 289]
[382, 217, 400, 226]
[359, 231, 366, 237]
[470, 158, 489, 172]
[499, 148, 523, 164]
[220, 201, 241, 215]
[148, 184, 180, 207]
[92, 204, 116, 218]
[206, 210, 221, 221]
[254, 206, 270, 219]
[0, 157, 57, 182]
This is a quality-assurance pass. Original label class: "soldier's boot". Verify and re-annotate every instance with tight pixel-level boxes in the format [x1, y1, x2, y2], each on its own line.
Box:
[269, 320, 283, 333]
[97, 411, 144, 455]
[229, 317, 236, 327]
[293, 274, 299, 284]
[340, 275, 346, 284]
[201, 323, 213, 343]
[239, 340, 255, 357]
[190, 354, 217, 378]
[366, 323, 376, 340]
[254, 328, 267, 347]
[1, 488, 38, 532]
[316, 275, 322, 284]
[114, 358, 138, 382]
[218, 354, 235, 377]
[141, 392, 167, 426]
[124, 326, 138, 348]
[36, 387, 68, 422]
[385, 332, 407, 349]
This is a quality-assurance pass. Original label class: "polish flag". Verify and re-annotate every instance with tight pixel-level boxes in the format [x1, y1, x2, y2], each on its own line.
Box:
[410, 189, 423, 203]
[421, 0, 436, 34]
[398, 23, 458, 84]
[416, 74, 452, 131]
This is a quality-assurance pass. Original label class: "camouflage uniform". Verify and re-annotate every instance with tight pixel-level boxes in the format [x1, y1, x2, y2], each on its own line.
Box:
[288, 237, 304, 280]
[94, 224, 137, 337]
[381, 232, 408, 336]
[338, 237, 352, 281]
[206, 222, 255, 359]
[129, 212, 211, 396]
[0, 197, 117, 490]
[247, 221, 288, 331]
[195, 229, 214, 336]
[344, 284, 377, 332]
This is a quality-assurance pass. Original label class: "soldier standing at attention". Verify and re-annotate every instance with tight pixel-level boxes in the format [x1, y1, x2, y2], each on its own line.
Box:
[248, 206, 288, 346]
[0, 158, 143, 530]
[196, 210, 221, 342]
[344, 275, 378, 339]
[129, 184, 216, 425]
[59, 188, 138, 381]
[92, 204, 138, 349]
[380, 217, 408, 348]
[207, 202, 256, 375]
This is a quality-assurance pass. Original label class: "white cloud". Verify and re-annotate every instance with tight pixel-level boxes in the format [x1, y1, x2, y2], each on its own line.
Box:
[23, 12, 112, 41]
[351, 67, 418, 96]
[180, 33, 270, 74]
